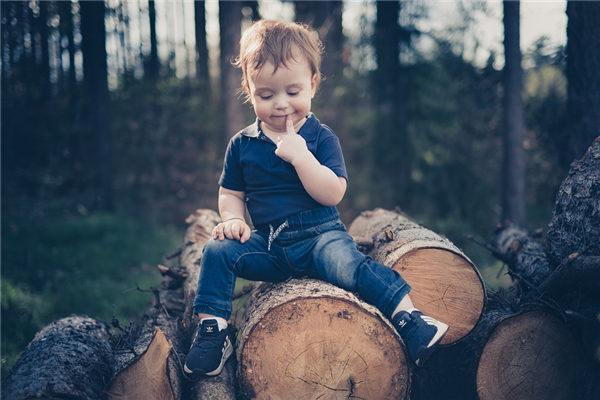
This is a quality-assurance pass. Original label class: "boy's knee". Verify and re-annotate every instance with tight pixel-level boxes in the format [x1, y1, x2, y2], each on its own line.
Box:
[313, 231, 360, 290]
[203, 237, 239, 256]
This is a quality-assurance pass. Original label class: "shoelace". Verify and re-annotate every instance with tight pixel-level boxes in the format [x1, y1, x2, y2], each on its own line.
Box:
[191, 328, 226, 350]
[267, 220, 289, 251]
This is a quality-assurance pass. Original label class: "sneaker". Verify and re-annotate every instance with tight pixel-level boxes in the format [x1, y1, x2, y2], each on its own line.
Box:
[392, 310, 448, 367]
[183, 319, 233, 380]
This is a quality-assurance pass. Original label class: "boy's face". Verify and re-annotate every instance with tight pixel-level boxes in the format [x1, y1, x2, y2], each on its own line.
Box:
[246, 53, 318, 136]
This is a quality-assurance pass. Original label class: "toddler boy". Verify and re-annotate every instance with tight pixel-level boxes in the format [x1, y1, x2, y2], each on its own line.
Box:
[184, 20, 448, 380]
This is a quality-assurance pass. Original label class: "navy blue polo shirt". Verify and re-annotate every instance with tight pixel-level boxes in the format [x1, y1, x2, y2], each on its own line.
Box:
[218, 113, 348, 227]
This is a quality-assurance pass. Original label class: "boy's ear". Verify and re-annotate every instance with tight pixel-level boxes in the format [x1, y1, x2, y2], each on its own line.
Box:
[310, 73, 318, 98]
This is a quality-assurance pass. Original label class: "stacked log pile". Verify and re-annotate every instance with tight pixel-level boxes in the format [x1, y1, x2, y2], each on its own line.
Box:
[2, 138, 599, 400]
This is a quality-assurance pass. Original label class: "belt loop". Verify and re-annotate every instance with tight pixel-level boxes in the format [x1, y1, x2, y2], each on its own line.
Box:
[267, 220, 289, 251]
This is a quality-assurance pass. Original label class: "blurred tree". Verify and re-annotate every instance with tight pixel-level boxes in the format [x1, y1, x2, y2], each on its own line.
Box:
[80, 0, 112, 209]
[372, 0, 413, 208]
[294, 1, 344, 82]
[502, 0, 526, 226]
[37, 1, 51, 99]
[219, 1, 247, 148]
[146, 0, 159, 78]
[566, 0, 600, 162]
[58, 1, 76, 90]
[194, 0, 209, 84]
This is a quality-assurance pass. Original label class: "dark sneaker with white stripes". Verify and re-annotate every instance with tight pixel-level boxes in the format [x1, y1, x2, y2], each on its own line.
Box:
[184, 319, 233, 380]
[392, 310, 448, 367]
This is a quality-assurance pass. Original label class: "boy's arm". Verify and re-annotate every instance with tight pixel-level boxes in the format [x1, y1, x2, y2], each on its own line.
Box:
[214, 186, 251, 243]
[275, 117, 347, 206]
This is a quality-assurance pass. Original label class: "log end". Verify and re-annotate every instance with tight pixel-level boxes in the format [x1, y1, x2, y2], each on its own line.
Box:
[392, 247, 485, 344]
[238, 282, 410, 400]
[476, 311, 587, 400]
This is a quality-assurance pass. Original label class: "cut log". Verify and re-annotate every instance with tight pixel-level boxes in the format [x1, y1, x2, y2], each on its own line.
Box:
[348, 208, 485, 344]
[1, 315, 114, 400]
[237, 278, 410, 400]
[409, 291, 515, 400]
[180, 209, 237, 400]
[476, 310, 588, 400]
[108, 327, 177, 399]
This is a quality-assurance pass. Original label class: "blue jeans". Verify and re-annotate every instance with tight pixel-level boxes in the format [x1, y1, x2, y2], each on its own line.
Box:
[193, 206, 411, 320]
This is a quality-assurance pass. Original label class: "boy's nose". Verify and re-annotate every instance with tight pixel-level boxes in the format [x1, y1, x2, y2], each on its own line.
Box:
[273, 95, 288, 110]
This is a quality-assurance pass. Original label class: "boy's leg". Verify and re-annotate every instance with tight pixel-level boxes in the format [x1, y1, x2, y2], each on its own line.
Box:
[309, 229, 448, 366]
[185, 232, 288, 380]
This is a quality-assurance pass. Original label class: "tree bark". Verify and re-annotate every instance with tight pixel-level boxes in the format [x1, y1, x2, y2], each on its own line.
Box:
[348, 208, 486, 344]
[1, 315, 114, 400]
[237, 279, 410, 400]
[546, 136, 600, 267]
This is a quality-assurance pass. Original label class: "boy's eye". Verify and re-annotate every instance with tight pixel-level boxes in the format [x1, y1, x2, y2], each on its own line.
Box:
[288, 91, 299, 96]
[259, 94, 272, 100]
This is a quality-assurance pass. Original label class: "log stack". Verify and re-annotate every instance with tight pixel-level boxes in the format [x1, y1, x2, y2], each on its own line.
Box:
[3, 137, 599, 399]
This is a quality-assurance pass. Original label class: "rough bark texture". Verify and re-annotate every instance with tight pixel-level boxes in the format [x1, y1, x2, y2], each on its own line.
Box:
[1, 315, 114, 400]
[180, 209, 237, 400]
[348, 208, 486, 344]
[237, 279, 410, 400]
[546, 136, 600, 266]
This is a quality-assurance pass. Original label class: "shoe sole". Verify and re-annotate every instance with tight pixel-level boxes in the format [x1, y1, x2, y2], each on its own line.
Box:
[415, 321, 449, 367]
[205, 336, 233, 376]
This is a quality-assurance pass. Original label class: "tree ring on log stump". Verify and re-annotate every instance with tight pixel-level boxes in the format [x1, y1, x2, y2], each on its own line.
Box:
[238, 281, 410, 400]
[476, 310, 586, 400]
[387, 246, 485, 344]
[348, 208, 486, 345]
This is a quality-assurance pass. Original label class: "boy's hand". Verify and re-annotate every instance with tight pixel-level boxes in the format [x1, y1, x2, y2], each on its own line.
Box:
[274, 116, 309, 165]
[213, 218, 251, 243]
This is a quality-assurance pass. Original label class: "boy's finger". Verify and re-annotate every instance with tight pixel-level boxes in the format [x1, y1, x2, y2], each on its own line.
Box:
[240, 226, 251, 243]
[286, 115, 295, 134]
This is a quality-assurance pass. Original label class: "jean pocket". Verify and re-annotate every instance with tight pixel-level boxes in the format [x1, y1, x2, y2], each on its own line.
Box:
[312, 219, 346, 235]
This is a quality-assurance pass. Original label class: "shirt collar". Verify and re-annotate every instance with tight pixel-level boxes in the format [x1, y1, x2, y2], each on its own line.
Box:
[240, 113, 318, 139]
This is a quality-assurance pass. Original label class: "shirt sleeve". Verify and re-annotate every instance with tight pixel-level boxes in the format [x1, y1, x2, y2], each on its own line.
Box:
[218, 136, 246, 191]
[315, 129, 348, 182]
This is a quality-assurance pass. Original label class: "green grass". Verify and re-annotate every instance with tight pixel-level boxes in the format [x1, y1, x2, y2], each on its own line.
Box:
[1, 212, 183, 377]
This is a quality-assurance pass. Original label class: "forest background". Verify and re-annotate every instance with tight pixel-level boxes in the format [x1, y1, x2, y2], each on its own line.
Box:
[2, 0, 597, 378]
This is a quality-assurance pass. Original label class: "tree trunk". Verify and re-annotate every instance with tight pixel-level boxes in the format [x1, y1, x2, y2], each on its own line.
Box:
[80, 0, 112, 209]
[219, 1, 247, 150]
[502, 0, 526, 226]
[347, 208, 486, 344]
[372, 0, 411, 208]
[147, 0, 160, 78]
[194, 0, 209, 84]
[566, 0, 600, 162]
[237, 279, 410, 400]
[1, 315, 114, 400]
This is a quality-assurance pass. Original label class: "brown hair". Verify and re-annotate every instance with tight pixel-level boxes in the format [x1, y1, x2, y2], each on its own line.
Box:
[234, 20, 324, 96]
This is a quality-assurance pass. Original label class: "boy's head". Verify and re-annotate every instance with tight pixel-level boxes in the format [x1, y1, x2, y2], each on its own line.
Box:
[235, 20, 325, 135]
[235, 20, 324, 97]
